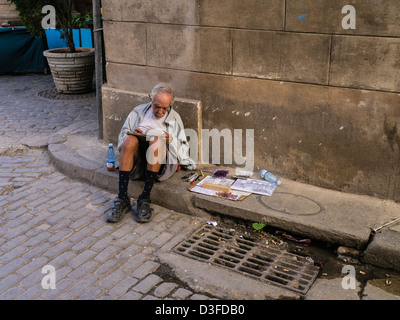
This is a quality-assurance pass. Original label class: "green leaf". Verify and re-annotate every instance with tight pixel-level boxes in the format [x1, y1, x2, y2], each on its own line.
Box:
[252, 222, 266, 231]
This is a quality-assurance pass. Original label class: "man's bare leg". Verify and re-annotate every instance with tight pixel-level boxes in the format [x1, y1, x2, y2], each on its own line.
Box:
[119, 135, 140, 172]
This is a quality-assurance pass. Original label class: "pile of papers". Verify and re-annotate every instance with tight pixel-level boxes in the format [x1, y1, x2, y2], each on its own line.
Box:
[189, 174, 277, 201]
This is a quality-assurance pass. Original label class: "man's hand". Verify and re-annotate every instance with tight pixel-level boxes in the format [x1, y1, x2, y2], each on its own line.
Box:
[163, 132, 172, 144]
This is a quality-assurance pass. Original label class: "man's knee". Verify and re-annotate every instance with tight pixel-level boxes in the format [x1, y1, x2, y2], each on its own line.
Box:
[148, 135, 163, 147]
[147, 136, 167, 165]
[121, 135, 139, 152]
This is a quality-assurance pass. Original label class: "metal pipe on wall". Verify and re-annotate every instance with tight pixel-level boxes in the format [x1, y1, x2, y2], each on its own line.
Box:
[92, 0, 103, 139]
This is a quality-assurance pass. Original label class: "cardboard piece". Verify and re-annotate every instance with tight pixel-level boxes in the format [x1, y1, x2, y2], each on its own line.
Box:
[201, 177, 233, 192]
[202, 182, 231, 192]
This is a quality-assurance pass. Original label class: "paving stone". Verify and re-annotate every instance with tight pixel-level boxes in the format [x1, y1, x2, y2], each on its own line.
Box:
[67, 274, 99, 297]
[42, 241, 73, 259]
[172, 288, 193, 300]
[135, 230, 159, 246]
[132, 274, 163, 294]
[0, 274, 22, 294]
[190, 294, 210, 300]
[1, 235, 27, 251]
[21, 242, 52, 260]
[0, 286, 24, 299]
[131, 260, 160, 279]
[108, 277, 138, 297]
[116, 244, 140, 259]
[40, 278, 75, 300]
[48, 251, 76, 268]
[0, 258, 26, 278]
[154, 282, 178, 298]
[120, 290, 143, 300]
[77, 286, 104, 300]
[99, 269, 125, 290]
[14, 284, 43, 300]
[121, 253, 148, 273]
[0, 246, 27, 262]
[16, 257, 49, 277]
[150, 232, 174, 247]
[68, 250, 97, 269]
[142, 294, 160, 300]
[68, 261, 98, 280]
[94, 245, 120, 262]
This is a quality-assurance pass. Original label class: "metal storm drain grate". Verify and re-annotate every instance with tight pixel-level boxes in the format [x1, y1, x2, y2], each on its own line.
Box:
[173, 224, 320, 295]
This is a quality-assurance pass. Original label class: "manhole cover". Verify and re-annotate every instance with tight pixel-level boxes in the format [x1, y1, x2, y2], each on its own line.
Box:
[37, 87, 95, 100]
[173, 224, 320, 295]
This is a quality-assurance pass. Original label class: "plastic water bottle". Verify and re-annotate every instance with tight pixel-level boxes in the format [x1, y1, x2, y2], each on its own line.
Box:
[107, 143, 115, 171]
[259, 169, 281, 185]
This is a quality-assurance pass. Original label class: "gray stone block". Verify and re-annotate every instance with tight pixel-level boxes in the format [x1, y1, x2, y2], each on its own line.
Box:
[362, 230, 400, 271]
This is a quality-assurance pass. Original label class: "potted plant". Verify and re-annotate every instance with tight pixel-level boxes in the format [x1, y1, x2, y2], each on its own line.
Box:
[8, 0, 95, 94]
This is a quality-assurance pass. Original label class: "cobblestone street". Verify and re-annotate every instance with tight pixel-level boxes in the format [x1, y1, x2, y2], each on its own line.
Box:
[0, 74, 214, 300]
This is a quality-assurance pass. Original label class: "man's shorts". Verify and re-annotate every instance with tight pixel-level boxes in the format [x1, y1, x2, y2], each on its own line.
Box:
[129, 137, 178, 182]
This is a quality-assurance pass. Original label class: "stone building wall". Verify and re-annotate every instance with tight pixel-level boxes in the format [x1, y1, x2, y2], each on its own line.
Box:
[101, 0, 400, 201]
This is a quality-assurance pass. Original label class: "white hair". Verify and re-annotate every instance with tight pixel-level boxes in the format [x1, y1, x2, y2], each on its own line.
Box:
[150, 83, 175, 104]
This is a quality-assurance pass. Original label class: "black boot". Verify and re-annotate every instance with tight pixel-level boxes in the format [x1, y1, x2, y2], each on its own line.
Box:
[133, 198, 154, 223]
[107, 197, 131, 223]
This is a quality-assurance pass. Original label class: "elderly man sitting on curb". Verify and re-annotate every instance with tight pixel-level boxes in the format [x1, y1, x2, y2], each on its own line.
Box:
[107, 83, 196, 223]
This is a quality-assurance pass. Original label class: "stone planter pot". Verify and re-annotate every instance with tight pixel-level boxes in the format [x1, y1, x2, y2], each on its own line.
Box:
[43, 47, 95, 94]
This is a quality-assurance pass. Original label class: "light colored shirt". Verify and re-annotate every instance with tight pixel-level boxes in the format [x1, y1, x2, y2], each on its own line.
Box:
[136, 107, 167, 135]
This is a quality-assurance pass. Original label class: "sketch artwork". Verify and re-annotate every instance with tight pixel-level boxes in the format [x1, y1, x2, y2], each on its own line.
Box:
[231, 178, 277, 196]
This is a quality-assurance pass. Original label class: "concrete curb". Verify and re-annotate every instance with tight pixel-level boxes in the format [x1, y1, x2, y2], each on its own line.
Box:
[362, 229, 400, 270]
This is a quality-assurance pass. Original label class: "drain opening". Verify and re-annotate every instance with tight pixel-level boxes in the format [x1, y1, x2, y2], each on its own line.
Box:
[173, 225, 320, 295]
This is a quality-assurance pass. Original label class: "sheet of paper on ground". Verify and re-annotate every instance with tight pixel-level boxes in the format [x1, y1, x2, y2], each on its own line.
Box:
[230, 178, 276, 196]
